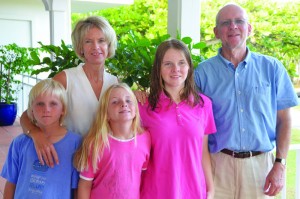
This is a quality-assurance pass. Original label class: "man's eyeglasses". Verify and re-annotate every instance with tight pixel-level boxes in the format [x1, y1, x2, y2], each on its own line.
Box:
[218, 19, 247, 27]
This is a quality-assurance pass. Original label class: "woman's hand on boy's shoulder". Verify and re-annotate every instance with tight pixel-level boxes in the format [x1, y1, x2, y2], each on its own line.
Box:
[31, 132, 59, 168]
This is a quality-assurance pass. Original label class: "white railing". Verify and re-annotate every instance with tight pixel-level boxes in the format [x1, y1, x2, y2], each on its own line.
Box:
[281, 144, 300, 199]
[17, 74, 42, 116]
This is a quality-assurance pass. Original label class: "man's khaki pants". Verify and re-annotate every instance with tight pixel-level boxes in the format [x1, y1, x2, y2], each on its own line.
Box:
[211, 151, 275, 199]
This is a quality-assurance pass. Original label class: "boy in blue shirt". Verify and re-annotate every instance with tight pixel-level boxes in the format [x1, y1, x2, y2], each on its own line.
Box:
[1, 79, 81, 199]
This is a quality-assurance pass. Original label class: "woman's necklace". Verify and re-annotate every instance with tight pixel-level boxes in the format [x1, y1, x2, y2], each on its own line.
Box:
[84, 65, 104, 84]
[90, 75, 103, 84]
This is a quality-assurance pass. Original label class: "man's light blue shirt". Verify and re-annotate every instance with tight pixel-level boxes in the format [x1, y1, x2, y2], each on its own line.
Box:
[194, 48, 299, 153]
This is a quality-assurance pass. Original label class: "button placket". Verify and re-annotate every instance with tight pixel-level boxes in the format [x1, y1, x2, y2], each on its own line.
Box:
[175, 104, 183, 125]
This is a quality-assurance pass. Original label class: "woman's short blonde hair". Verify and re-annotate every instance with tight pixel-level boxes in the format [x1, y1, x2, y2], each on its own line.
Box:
[71, 16, 117, 61]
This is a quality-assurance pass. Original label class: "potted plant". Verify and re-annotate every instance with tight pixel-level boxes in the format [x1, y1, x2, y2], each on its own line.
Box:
[0, 43, 32, 126]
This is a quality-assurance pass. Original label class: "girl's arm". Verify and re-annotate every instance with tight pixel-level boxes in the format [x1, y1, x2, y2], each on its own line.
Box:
[3, 181, 16, 199]
[72, 188, 78, 199]
[77, 178, 92, 199]
[20, 110, 58, 167]
[202, 135, 215, 199]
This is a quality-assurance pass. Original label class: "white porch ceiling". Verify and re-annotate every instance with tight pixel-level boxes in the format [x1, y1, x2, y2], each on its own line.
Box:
[71, 0, 134, 13]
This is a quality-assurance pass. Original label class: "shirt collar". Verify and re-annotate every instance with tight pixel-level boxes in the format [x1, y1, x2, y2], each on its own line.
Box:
[159, 91, 194, 105]
[159, 91, 170, 101]
[217, 47, 251, 69]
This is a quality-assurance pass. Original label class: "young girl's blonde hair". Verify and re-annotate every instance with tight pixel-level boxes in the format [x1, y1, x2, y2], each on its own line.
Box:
[27, 79, 67, 126]
[74, 83, 144, 172]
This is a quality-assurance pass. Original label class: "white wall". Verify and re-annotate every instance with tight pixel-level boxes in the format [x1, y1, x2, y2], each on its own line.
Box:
[0, 0, 51, 115]
[0, 0, 50, 47]
[0, 0, 133, 116]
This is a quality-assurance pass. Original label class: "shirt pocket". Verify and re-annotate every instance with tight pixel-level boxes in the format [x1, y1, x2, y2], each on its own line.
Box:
[252, 82, 272, 113]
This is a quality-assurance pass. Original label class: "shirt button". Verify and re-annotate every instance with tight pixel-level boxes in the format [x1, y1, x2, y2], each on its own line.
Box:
[238, 91, 241, 95]
[240, 109, 244, 112]
[242, 128, 245, 132]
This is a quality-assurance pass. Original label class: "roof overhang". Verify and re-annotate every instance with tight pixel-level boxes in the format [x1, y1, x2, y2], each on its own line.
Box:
[71, 0, 134, 13]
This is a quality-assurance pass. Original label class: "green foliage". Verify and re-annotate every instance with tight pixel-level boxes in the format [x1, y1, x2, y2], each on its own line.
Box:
[29, 0, 300, 90]
[29, 32, 207, 91]
[246, 0, 300, 79]
[73, 0, 300, 80]
[201, 0, 300, 79]
[0, 44, 33, 104]
[30, 41, 82, 78]
[106, 31, 168, 90]
[107, 32, 207, 90]
[108, 32, 208, 90]
[72, 0, 168, 40]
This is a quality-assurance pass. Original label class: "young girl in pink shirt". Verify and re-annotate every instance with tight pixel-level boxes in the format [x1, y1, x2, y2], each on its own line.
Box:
[74, 83, 150, 199]
[139, 39, 216, 199]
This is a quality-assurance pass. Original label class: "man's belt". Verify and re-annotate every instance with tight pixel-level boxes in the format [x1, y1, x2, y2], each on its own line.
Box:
[221, 149, 263, 158]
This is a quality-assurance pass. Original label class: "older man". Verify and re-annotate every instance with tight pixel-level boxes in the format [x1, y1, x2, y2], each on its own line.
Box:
[195, 3, 299, 199]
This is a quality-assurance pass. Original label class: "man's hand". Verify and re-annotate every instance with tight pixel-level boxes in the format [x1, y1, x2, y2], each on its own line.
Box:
[31, 131, 59, 167]
[263, 163, 285, 196]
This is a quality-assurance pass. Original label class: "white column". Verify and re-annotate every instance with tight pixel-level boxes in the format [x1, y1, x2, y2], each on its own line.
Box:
[42, 0, 72, 45]
[168, 0, 201, 43]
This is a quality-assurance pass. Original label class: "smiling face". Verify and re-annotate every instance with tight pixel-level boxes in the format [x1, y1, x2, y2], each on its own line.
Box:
[160, 48, 189, 92]
[214, 4, 252, 51]
[82, 27, 109, 66]
[32, 93, 64, 128]
[107, 87, 136, 124]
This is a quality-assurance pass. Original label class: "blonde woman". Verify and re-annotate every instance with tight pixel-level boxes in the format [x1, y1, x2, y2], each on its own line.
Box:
[20, 16, 118, 167]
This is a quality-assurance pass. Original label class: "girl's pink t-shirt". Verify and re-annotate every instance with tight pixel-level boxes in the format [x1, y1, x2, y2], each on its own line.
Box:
[80, 131, 151, 199]
[139, 93, 216, 199]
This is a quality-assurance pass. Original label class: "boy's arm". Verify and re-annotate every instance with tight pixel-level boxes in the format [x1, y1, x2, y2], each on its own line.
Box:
[3, 181, 16, 199]
[77, 178, 92, 199]
[72, 188, 78, 199]
[20, 110, 59, 167]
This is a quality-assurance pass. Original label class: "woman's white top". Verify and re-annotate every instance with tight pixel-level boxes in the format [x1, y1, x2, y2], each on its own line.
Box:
[64, 63, 118, 135]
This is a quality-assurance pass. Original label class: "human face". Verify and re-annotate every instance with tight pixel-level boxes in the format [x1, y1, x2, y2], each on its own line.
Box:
[107, 88, 136, 124]
[160, 48, 189, 92]
[32, 93, 64, 128]
[82, 27, 109, 66]
[214, 5, 252, 51]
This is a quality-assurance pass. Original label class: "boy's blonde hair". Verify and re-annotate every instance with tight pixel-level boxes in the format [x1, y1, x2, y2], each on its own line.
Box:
[74, 83, 143, 172]
[27, 79, 67, 126]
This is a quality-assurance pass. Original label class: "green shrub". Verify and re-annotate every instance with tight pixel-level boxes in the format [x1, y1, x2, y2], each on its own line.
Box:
[29, 32, 209, 91]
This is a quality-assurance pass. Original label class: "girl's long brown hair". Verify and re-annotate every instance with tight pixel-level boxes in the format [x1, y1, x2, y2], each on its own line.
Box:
[148, 39, 203, 110]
